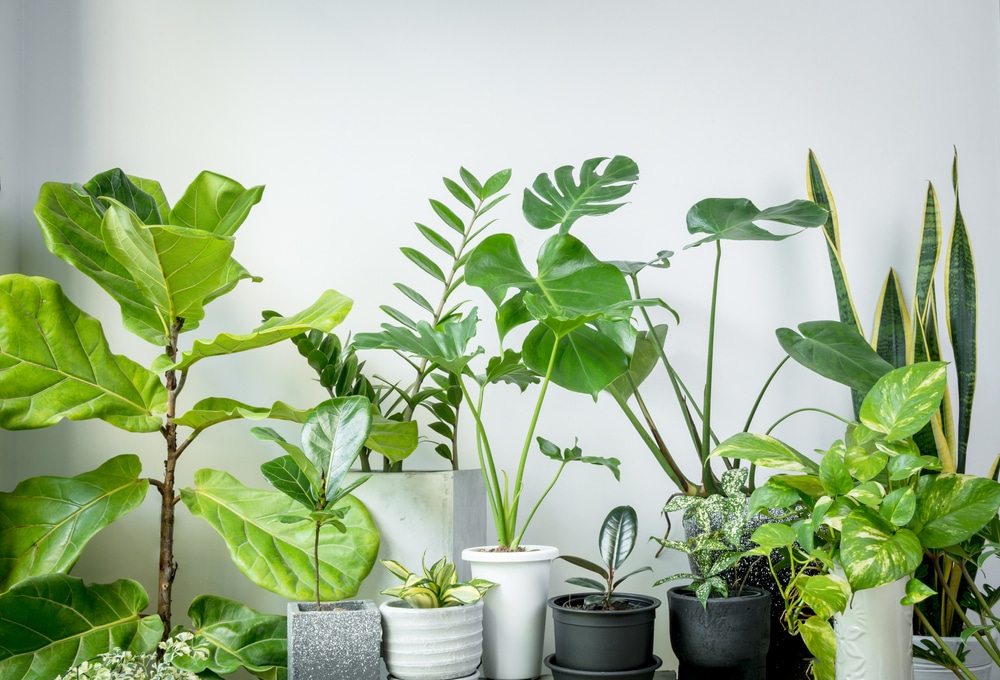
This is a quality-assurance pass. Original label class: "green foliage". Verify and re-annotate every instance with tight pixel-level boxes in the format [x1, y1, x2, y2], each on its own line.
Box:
[653, 469, 752, 608]
[380, 555, 496, 608]
[54, 632, 210, 680]
[0, 168, 374, 679]
[558, 505, 651, 609]
[719, 364, 1000, 680]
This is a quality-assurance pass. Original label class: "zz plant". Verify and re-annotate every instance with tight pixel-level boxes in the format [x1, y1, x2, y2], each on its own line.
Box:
[0, 170, 380, 679]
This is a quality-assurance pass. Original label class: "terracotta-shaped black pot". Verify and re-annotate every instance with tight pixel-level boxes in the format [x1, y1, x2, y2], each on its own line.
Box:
[548, 593, 660, 672]
[667, 585, 770, 680]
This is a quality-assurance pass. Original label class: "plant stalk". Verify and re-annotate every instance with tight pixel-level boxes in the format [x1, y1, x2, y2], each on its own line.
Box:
[157, 318, 184, 639]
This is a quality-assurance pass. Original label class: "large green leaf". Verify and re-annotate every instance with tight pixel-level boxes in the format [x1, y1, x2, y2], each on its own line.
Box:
[840, 506, 923, 591]
[301, 396, 373, 488]
[912, 473, 1000, 549]
[711, 432, 819, 473]
[0, 275, 167, 432]
[33, 173, 171, 344]
[522, 155, 639, 233]
[181, 469, 379, 601]
[172, 398, 309, 435]
[777, 320, 893, 394]
[101, 200, 234, 334]
[598, 505, 638, 571]
[166, 289, 353, 370]
[353, 311, 480, 376]
[83, 168, 163, 223]
[522, 322, 629, 398]
[0, 455, 148, 593]
[860, 363, 947, 441]
[366, 415, 419, 464]
[174, 595, 286, 680]
[0, 575, 162, 680]
[685, 198, 828, 249]
[167, 170, 265, 237]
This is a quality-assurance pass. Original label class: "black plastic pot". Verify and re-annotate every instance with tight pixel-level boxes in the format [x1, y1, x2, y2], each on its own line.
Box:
[547, 593, 661, 672]
[667, 585, 770, 680]
[543, 654, 663, 680]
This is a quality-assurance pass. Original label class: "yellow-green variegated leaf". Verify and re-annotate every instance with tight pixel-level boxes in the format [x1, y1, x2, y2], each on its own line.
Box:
[800, 572, 850, 620]
[711, 433, 819, 473]
[0, 455, 148, 593]
[799, 614, 836, 680]
[859, 363, 947, 442]
[840, 506, 922, 591]
[0, 575, 162, 680]
[173, 398, 309, 435]
[166, 289, 353, 371]
[912, 183, 941, 352]
[0, 275, 166, 432]
[181, 469, 378, 601]
[913, 473, 1000, 549]
[101, 200, 234, 336]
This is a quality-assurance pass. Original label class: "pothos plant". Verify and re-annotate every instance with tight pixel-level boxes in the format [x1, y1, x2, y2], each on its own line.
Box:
[557, 505, 651, 610]
[715, 363, 1000, 680]
[356, 157, 632, 549]
[0, 170, 380, 679]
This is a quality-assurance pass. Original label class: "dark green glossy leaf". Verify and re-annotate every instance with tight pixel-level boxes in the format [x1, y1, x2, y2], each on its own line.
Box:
[871, 270, 909, 369]
[429, 199, 465, 234]
[0, 455, 148, 593]
[522, 155, 639, 233]
[598, 506, 638, 571]
[0, 275, 167, 432]
[460, 167, 483, 198]
[777, 320, 893, 394]
[261, 455, 318, 510]
[0, 575, 162, 680]
[83, 168, 161, 223]
[483, 350, 540, 391]
[301, 396, 373, 490]
[415, 223, 456, 258]
[482, 168, 512, 198]
[393, 282, 435, 314]
[443, 178, 475, 210]
[523, 323, 629, 398]
[181, 469, 379, 601]
[353, 312, 480, 376]
[401, 247, 446, 283]
[685, 198, 827, 248]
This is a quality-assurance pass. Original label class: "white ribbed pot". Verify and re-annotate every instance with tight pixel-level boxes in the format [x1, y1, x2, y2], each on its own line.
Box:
[380, 599, 485, 680]
[834, 576, 913, 680]
[462, 545, 558, 680]
[913, 635, 993, 679]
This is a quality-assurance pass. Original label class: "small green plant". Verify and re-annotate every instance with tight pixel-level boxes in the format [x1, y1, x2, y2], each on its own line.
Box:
[557, 505, 651, 610]
[653, 468, 753, 607]
[380, 555, 496, 608]
[54, 633, 209, 680]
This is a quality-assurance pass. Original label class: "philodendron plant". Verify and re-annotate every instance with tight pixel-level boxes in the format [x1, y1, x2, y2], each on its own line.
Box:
[557, 505, 652, 610]
[715, 363, 1000, 680]
[260, 396, 375, 609]
[0, 170, 380, 679]
[380, 555, 496, 608]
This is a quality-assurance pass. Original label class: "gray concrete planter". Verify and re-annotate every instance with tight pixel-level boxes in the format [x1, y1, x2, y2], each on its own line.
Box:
[380, 599, 485, 680]
[348, 470, 487, 601]
[287, 600, 381, 680]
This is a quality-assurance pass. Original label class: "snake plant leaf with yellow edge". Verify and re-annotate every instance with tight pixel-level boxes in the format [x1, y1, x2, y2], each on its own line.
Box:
[871, 269, 910, 370]
[0, 275, 167, 432]
[172, 595, 286, 679]
[0, 455, 148, 593]
[181, 469, 379, 602]
[0, 575, 163, 680]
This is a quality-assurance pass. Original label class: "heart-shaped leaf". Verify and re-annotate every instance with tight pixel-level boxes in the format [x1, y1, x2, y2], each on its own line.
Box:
[0, 455, 148, 593]
[800, 573, 850, 620]
[522, 155, 639, 233]
[522, 323, 630, 398]
[0, 575, 162, 680]
[860, 363, 948, 441]
[777, 320, 894, 394]
[181, 469, 379, 601]
[913, 473, 1000, 549]
[0, 275, 167, 432]
[840, 506, 922, 590]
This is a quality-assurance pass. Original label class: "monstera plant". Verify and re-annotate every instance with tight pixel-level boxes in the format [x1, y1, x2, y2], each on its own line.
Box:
[0, 169, 380, 679]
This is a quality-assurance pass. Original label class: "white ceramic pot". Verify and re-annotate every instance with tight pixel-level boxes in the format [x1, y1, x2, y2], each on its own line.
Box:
[380, 599, 485, 680]
[913, 635, 993, 679]
[462, 545, 558, 680]
[834, 577, 913, 680]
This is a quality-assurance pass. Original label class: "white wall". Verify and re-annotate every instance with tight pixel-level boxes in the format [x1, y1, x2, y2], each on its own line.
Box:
[5, 0, 1000, 671]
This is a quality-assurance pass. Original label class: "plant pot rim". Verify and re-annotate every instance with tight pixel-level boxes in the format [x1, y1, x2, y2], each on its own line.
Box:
[666, 584, 769, 602]
[543, 653, 663, 679]
[289, 599, 377, 613]
[380, 598, 485, 614]
[461, 545, 559, 562]
[548, 593, 661, 613]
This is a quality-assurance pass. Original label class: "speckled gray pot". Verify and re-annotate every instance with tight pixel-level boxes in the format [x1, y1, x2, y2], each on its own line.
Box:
[287, 600, 381, 680]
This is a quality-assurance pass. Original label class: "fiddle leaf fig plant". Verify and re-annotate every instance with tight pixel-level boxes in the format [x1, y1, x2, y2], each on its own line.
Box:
[558, 505, 651, 610]
[0, 169, 378, 680]
[714, 363, 1000, 680]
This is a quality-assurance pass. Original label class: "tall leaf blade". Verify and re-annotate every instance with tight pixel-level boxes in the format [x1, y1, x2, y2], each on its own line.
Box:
[167, 289, 353, 370]
[181, 469, 379, 601]
[167, 170, 265, 237]
[0, 455, 148, 593]
[175, 595, 286, 679]
[912, 183, 941, 343]
[871, 269, 910, 369]
[0, 575, 162, 680]
[522, 155, 639, 233]
[0, 275, 167, 432]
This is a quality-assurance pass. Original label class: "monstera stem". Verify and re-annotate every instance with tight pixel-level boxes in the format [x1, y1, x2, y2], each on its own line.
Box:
[157, 318, 185, 639]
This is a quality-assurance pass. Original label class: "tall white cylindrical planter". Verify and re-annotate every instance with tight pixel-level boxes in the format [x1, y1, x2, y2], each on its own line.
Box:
[462, 545, 558, 680]
[380, 599, 485, 680]
[834, 577, 913, 680]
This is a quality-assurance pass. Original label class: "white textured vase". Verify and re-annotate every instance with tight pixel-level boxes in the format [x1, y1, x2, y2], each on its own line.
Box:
[834, 577, 913, 680]
[913, 635, 993, 679]
[462, 545, 558, 680]
[380, 599, 485, 680]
